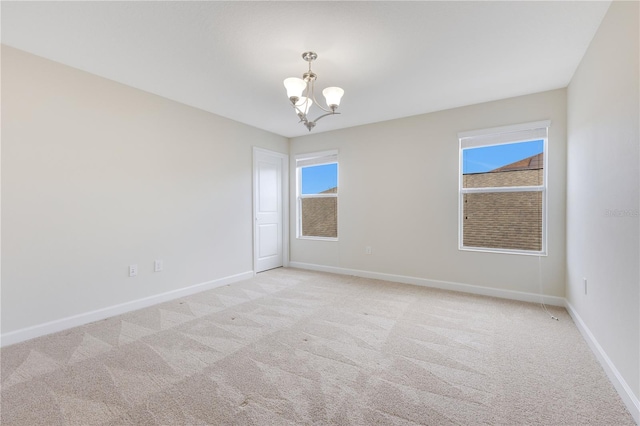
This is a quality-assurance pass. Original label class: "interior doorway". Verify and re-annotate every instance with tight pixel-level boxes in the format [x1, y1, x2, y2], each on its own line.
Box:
[253, 148, 288, 273]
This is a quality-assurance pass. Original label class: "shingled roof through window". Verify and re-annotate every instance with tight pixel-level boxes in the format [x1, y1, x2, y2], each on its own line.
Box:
[490, 152, 543, 173]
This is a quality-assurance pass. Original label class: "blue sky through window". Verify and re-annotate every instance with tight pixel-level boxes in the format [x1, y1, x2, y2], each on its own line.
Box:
[463, 140, 544, 174]
[301, 163, 338, 194]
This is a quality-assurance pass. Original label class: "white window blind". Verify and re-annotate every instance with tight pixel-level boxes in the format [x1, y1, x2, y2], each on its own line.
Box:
[295, 150, 338, 168]
[459, 120, 550, 149]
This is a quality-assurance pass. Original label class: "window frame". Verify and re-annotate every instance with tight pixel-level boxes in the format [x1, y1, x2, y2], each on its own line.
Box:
[295, 150, 339, 241]
[458, 121, 550, 256]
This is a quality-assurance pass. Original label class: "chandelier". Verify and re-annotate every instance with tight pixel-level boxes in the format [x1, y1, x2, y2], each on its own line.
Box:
[283, 51, 344, 131]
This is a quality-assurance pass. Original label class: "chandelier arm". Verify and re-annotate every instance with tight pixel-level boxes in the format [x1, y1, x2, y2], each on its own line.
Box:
[294, 106, 310, 125]
[309, 111, 340, 125]
[300, 81, 314, 119]
[292, 81, 313, 120]
[292, 104, 306, 117]
[309, 90, 334, 114]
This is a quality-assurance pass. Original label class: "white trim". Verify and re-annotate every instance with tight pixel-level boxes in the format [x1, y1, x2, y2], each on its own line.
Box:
[565, 301, 640, 424]
[288, 262, 565, 306]
[300, 193, 338, 198]
[297, 236, 339, 242]
[460, 246, 546, 257]
[0, 271, 254, 348]
[461, 186, 544, 193]
[541, 134, 549, 257]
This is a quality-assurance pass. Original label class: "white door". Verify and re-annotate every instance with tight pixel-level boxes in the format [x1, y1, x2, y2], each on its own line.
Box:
[253, 149, 287, 272]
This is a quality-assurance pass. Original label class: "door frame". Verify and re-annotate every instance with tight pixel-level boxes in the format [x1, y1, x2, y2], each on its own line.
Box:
[252, 147, 289, 273]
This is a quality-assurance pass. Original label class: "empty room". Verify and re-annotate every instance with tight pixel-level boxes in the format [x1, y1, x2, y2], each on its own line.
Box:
[1, 1, 638, 425]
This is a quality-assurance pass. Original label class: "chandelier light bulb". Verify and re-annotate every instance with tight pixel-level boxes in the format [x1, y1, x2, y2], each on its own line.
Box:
[283, 77, 306, 101]
[322, 87, 344, 109]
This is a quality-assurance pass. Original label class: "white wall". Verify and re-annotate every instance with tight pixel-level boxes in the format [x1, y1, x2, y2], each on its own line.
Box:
[290, 89, 567, 299]
[1, 46, 288, 338]
[566, 0, 639, 412]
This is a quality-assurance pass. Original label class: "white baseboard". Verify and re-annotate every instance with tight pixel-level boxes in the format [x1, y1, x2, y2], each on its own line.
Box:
[565, 301, 640, 424]
[289, 261, 565, 306]
[0, 271, 254, 348]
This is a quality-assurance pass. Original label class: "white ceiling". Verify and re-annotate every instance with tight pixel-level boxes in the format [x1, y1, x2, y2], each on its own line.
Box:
[1, 1, 611, 138]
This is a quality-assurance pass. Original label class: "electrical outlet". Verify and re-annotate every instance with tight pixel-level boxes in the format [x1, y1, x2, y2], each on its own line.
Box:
[154, 259, 163, 272]
[129, 264, 138, 277]
[365, 246, 372, 255]
[583, 278, 587, 295]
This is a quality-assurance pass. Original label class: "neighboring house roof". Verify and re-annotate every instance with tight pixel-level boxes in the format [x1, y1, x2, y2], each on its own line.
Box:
[490, 152, 543, 173]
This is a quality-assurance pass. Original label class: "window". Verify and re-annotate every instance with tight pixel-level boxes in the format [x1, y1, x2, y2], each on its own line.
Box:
[458, 121, 549, 254]
[296, 150, 338, 239]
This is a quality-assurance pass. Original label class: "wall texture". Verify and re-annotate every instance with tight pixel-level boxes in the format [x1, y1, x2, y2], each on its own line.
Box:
[1, 46, 288, 336]
[290, 89, 567, 298]
[566, 0, 639, 407]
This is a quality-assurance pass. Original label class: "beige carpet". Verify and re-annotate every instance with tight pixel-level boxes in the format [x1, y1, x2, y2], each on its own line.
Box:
[0, 268, 635, 425]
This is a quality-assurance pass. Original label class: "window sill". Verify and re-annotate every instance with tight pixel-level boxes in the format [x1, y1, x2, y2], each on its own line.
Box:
[297, 236, 339, 242]
[459, 246, 547, 256]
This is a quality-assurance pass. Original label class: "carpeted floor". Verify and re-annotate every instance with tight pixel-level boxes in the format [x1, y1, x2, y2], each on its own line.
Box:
[0, 268, 635, 425]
